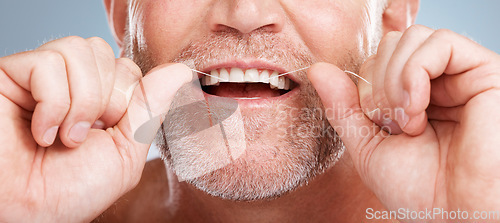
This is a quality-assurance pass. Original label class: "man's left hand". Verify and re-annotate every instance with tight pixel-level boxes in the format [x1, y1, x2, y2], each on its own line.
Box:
[309, 25, 500, 219]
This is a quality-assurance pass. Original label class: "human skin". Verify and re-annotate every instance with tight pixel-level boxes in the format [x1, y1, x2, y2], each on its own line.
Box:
[1, 0, 500, 223]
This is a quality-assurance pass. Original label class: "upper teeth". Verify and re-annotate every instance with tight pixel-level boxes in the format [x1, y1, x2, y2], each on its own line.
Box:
[201, 68, 292, 90]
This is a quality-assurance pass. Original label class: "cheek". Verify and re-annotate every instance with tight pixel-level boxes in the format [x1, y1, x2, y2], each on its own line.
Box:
[139, 1, 207, 62]
[288, 1, 368, 63]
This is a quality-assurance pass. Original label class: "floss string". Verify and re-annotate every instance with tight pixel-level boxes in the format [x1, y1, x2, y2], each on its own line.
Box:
[191, 67, 372, 85]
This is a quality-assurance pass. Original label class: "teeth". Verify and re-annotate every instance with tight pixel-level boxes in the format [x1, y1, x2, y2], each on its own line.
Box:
[209, 70, 220, 85]
[244, 69, 259, 82]
[229, 68, 245, 82]
[200, 68, 293, 91]
[259, 70, 270, 84]
[219, 68, 230, 82]
[201, 70, 220, 86]
[269, 71, 279, 89]
[278, 76, 285, 90]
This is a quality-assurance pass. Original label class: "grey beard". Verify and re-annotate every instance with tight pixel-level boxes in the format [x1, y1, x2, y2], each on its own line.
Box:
[156, 82, 345, 201]
[124, 29, 353, 201]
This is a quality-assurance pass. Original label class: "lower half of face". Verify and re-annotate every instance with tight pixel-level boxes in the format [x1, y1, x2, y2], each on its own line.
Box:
[124, 0, 375, 200]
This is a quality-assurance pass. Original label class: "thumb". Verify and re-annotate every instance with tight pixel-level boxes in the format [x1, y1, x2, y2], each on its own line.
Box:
[115, 63, 193, 165]
[308, 63, 386, 176]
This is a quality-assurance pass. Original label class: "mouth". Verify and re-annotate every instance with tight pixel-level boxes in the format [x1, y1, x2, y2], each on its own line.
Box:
[199, 68, 298, 99]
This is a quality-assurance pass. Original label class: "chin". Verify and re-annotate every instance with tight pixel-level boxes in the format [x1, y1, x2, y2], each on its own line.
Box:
[155, 83, 345, 201]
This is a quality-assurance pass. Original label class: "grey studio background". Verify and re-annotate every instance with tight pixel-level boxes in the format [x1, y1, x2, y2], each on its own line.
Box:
[1, 1, 499, 160]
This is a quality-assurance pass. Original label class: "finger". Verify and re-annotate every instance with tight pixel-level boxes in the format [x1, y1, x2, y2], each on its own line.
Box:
[358, 55, 378, 119]
[429, 63, 500, 107]
[371, 31, 402, 114]
[367, 32, 404, 133]
[39, 36, 102, 147]
[384, 26, 434, 130]
[398, 29, 500, 133]
[112, 63, 192, 183]
[358, 56, 400, 132]
[99, 58, 142, 128]
[308, 62, 387, 178]
[0, 50, 70, 147]
[384, 25, 434, 107]
[86, 37, 116, 119]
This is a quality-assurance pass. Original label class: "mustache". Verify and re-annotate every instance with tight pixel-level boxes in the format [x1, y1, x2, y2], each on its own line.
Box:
[170, 30, 315, 75]
[126, 28, 362, 81]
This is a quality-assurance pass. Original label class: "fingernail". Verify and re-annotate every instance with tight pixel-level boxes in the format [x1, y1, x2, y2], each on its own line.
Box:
[69, 121, 91, 143]
[381, 118, 402, 134]
[92, 120, 105, 129]
[43, 126, 59, 145]
[395, 108, 410, 129]
[382, 117, 394, 126]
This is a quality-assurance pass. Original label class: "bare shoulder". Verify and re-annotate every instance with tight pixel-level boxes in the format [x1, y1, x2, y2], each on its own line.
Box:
[92, 158, 170, 223]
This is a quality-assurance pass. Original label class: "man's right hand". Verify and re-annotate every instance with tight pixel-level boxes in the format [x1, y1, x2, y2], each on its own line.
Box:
[0, 36, 192, 222]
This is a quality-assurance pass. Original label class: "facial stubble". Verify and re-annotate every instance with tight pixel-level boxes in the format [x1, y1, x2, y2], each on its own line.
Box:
[124, 30, 363, 201]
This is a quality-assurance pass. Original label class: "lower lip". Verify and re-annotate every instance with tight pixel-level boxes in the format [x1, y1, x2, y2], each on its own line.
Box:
[202, 86, 300, 108]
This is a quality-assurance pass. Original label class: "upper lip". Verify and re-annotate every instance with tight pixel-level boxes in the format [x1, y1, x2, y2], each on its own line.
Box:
[198, 58, 302, 84]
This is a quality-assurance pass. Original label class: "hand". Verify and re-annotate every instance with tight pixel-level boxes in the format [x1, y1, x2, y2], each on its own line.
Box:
[309, 25, 500, 220]
[0, 36, 192, 222]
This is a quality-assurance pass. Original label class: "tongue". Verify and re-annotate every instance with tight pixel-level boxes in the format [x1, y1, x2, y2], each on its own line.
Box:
[206, 83, 281, 98]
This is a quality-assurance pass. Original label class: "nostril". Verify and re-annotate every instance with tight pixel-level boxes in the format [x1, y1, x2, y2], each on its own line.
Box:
[212, 24, 239, 33]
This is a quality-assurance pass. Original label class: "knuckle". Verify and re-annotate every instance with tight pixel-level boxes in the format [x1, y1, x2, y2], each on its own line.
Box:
[383, 31, 403, 42]
[52, 100, 72, 115]
[87, 37, 114, 56]
[62, 36, 91, 50]
[378, 31, 402, 51]
[86, 36, 107, 46]
[432, 29, 456, 39]
[402, 25, 434, 41]
[72, 91, 103, 114]
[403, 56, 421, 73]
[405, 24, 431, 35]
[37, 50, 65, 65]
[116, 58, 142, 79]
[386, 30, 403, 38]
[80, 94, 102, 109]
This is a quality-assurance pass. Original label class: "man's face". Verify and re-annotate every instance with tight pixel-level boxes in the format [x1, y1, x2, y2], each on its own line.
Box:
[124, 0, 384, 200]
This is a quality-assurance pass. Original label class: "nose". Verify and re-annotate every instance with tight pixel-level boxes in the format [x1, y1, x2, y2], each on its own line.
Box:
[208, 0, 284, 34]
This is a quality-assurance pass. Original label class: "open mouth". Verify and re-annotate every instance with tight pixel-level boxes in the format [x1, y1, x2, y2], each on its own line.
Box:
[200, 68, 297, 99]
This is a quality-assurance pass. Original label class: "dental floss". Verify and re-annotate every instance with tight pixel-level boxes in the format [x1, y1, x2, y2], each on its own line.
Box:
[191, 69, 229, 82]
[264, 67, 372, 86]
[191, 67, 372, 85]
[261, 66, 311, 81]
[343, 70, 372, 85]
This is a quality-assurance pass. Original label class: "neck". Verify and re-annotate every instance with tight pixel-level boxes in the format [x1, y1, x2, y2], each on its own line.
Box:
[169, 154, 386, 222]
